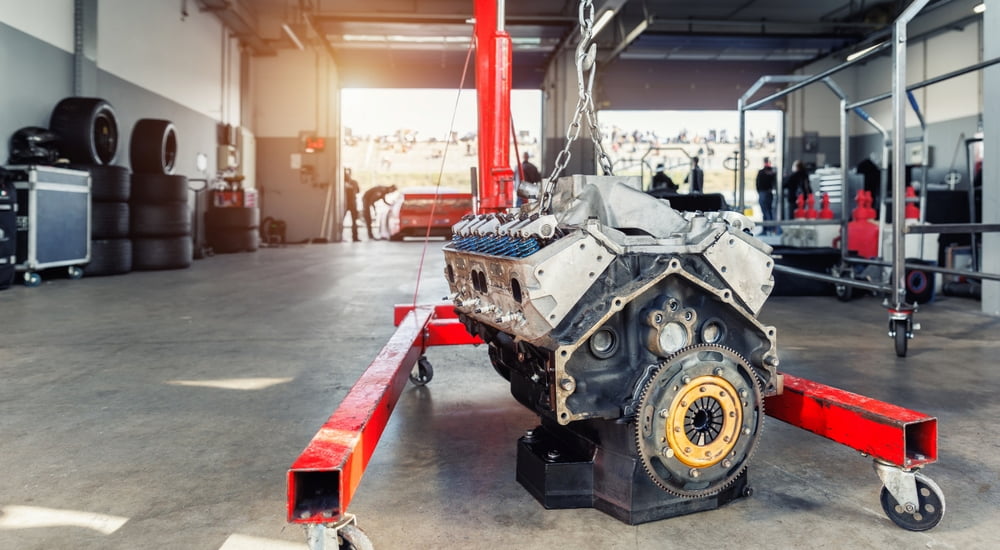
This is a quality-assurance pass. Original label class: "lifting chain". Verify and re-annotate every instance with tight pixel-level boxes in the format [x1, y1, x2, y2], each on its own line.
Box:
[540, 0, 614, 213]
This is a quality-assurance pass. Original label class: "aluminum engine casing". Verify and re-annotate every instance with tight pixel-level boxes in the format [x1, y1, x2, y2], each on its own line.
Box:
[443, 176, 780, 425]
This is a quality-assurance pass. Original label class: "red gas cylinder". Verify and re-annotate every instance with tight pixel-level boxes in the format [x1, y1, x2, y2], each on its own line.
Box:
[905, 186, 920, 220]
[845, 219, 880, 258]
[793, 193, 806, 219]
[851, 190, 877, 221]
[819, 193, 835, 219]
[805, 193, 818, 219]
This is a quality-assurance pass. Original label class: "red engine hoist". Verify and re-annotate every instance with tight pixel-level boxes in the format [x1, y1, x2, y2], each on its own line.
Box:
[287, 1, 943, 547]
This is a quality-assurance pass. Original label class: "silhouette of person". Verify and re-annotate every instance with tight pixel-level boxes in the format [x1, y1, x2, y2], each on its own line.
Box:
[651, 163, 677, 192]
[343, 168, 360, 242]
[685, 157, 704, 193]
[362, 184, 397, 239]
[755, 158, 776, 231]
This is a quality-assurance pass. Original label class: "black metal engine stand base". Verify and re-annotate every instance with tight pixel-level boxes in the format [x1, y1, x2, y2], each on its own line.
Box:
[516, 417, 750, 525]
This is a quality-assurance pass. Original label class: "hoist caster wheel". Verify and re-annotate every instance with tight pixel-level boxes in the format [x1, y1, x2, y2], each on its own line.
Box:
[338, 523, 374, 550]
[409, 356, 434, 386]
[879, 472, 945, 531]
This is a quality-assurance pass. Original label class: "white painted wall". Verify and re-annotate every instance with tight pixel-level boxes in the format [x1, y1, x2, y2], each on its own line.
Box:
[97, 0, 231, 120]
[0, 0, 74, 52]
[789, 19, 982, 139]
[253, 48, 328, 137]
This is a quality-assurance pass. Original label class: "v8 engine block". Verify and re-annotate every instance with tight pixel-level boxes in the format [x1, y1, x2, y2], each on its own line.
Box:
[443, 175, 781, 507]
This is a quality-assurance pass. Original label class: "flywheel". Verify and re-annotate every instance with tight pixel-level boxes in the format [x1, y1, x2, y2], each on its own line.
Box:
[634, 344, 764, 498]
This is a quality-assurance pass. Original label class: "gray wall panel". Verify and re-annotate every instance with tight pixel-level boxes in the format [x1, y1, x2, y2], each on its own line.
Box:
[1, 21, 220, 179]
[0, 22, 74, 154]
[97, 72, 220, 178]
[255, 137, 339, 243]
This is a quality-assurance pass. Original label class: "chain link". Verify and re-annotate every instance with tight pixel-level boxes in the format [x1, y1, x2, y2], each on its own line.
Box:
[540, 0, 614, 213]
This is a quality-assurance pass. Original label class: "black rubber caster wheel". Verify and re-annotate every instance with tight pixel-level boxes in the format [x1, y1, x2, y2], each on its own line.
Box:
[893, 318, 908, 358]
[832, 264, 855, 302]
[409, 356, 434, 386]
[880, 472, 945, 531]
[338, 524, 374, 550]
[23, 272, 41, 287]
[67, 266, 84, 279]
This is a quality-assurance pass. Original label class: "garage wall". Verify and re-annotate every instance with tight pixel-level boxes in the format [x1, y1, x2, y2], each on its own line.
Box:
[97, 0, 238, 123]
[0, 23, 75, 140]
[784, 16, 982, 181]
[0, 3, 240, 179]
[252, 48, 342, 243]
[0, 0, 75, 52]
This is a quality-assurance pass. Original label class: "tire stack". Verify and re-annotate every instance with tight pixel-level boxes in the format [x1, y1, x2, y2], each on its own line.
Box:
[129, 119, 192, 270]
[206, 203, 260, 253]
[49, 97, 132, 277]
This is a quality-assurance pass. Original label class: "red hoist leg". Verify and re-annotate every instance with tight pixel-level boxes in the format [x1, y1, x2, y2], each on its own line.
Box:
[287, 307, 434, 525]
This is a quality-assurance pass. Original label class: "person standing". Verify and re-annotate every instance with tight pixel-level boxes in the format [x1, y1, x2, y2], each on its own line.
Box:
[343, 168, 361, 242]
[520, 152, 542, 185]
[755, 158, 777, 231]
[362, 184, 397, 240]
[782, 160, 811, 219]
[651, 163, 677, 192]
[685, 156, 704, 193]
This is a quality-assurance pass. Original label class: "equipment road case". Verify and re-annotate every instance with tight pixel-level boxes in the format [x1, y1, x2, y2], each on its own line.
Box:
[4, 165, 91, 286]
[0, 170, 16, 289]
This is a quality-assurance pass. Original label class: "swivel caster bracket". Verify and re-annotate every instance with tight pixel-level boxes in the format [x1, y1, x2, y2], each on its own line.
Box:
[305, 513, 374, 550]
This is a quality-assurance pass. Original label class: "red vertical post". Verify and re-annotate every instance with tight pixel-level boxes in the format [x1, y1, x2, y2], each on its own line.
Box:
[474, 0, 515, 213]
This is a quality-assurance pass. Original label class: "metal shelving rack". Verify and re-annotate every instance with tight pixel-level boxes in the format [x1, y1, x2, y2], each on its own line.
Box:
[737, 0, 1000, 357]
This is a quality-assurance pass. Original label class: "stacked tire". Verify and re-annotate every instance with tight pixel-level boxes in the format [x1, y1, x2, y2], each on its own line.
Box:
[206, 202, 259, 253]
[49, 97, 132, 277]
[81, 165, 133, 276]
[129, 119, 192, 270]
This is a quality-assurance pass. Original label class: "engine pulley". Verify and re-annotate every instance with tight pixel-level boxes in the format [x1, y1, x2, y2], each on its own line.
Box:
[635, 344, 763, 498]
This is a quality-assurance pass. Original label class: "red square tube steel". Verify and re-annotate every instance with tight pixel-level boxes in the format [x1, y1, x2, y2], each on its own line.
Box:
[394, 303, 483, 346]
[287, 307, 433, 523]
[765, 373, 937, 468]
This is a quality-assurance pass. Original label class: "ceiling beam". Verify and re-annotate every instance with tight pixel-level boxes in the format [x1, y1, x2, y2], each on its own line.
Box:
[604, 15, 652, 62]
[311, 12, 575, 26]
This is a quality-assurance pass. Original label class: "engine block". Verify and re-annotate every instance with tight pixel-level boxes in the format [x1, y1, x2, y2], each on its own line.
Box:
[443, 175, 781, 501]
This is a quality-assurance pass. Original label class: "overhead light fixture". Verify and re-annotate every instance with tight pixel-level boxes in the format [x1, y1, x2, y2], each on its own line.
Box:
[282, 23, 305, 51]
[974, 3, 985, 13]
[846, 42, 884, 62]
[592, 9, 615, 36]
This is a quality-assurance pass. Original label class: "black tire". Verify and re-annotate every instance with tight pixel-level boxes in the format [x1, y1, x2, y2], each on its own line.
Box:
[131, 173, 189, 203]
[91, 201, 129, 239]
[131, 202, 191, 237]
[208, 227, 259, 253]
[130, 119, 178, 174]
[132, 236, 192, 270]
[85, 238, 132, 276]
[49, 97, 119, 165]
[69, 164, 130, 202]
[206, 207, 259, 229]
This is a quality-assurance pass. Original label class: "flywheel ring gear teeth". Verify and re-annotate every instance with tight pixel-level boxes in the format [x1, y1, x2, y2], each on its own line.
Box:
[634, 343, 765, 498]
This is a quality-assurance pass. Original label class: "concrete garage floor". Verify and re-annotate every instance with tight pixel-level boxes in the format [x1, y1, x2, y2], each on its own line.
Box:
[1, 241, 998, 549]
